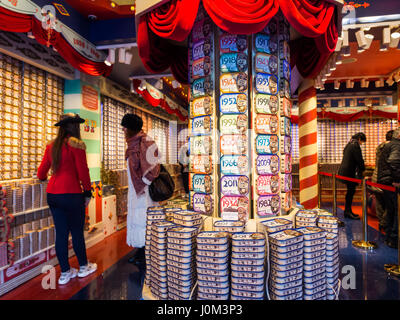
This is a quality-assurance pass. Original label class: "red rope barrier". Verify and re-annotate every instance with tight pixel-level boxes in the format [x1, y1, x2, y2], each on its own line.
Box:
[318, 171, 333, 177]
[366, 180, 396, 192]
[334, 174, 362, 184]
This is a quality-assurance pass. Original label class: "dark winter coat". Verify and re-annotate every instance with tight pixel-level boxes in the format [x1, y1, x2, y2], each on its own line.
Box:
[377, 138, 400, 186]
[338, 139, 365, 181]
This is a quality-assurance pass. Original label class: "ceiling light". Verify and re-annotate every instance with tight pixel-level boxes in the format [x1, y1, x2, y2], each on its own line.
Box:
[380, 27, 391, 51]
[355, 29, 367, 48]
[125, 51, 133, 64]
[390, 29, 400, 48]
[346, 79, 354, 89]
[130, 6, 135, 11]
[394, 72, 400, 82]
[334, 80, 340, 90]
[342, 46, 351, 57]
[335, 37, 342, 52]
[138, 81, 147, 91]
[361, 78, 369, 88]
[110, 1, 116, 8]
[172, 80, 180, 89]
[105, 48, 115, 66]
[118, 48, 126, 64]
[375, 78, 384, 87]
[386, 76, 394, 86]
[155, 79, 163, 90]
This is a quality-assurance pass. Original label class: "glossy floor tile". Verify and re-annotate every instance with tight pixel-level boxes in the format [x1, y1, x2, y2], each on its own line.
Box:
[70, 207, 400, 300]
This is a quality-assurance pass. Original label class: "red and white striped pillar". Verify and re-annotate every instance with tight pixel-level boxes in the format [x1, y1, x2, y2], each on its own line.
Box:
[298, 79, 318, 209]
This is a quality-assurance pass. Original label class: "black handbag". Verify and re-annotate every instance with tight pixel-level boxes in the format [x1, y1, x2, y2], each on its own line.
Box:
[149, 165, 175, 202]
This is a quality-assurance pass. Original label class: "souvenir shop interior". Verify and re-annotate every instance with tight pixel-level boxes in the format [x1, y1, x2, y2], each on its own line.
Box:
[0, 0, 399, 301]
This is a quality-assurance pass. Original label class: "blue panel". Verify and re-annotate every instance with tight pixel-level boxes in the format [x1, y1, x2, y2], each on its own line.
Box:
[89, 18, 136, 45]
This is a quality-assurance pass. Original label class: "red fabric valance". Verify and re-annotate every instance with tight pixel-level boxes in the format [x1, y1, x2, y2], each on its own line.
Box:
[203, 0, 279, 34]
[138, 0, 339, 81]
[0, 6, 112, 77]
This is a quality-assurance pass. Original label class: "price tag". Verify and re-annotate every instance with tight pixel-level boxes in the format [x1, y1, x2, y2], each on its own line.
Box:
[281, 154, 292, 174]
[256, 175, 280, 195]
[257, 195, 281, 217]
[280, 59, 291, 81]
[255, 73, 278, 95]
[220, 33, 247, 53]
[254, 34, 278, 54]
[192, 56, 212, 80]
[281, 174, 292, 192]
[281, 97, 292, 118]
[220, 72, 248, 93]
[191, 96, 212, 117]
[256, 154, 280, 175]
[192, 115, 213, 135]
[190, 135, 212, 155]
[220, 134, 248, 155]
[220, 114, 248, 134]
[280, 116, 291, 136]
[254, 94, 278, 115]
[279, 79, 291, 99]
[190, 155, 213, 174]
[220, 195, 249, 222]
[254, 53, 278, 74]
[192, 19, 212, 43]
[192, 77, 213, 99]
[193, 193, 213, 215]
[255, 114, 279, 134]
[192, 37, 212, 60]
[220, 175, 249, 196]
[220, 93, 248, 114]
[255, 134, 279, 155]
[220, 53, 248, 73]
[192, 174, 213, 194]
[220, 155, 248, 175]
[281, 135, 291, 155]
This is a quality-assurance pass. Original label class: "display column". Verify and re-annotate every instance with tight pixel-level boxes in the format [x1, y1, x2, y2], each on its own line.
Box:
[298, 78, 318, 209]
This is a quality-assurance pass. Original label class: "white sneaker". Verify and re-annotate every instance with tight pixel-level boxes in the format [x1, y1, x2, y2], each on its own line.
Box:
[58, 268, 78, 285]
[78, 262, 97, 278]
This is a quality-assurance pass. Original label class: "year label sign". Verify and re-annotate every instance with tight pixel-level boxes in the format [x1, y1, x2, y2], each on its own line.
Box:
[190, 136, 212, 155]
[257, 195, 281, 217]
[193, 193, 213, 215]
[254, 34, 278, 54]
[192, 96, 212, 117]
[220, 175, 249, 196]
[256, 154, 280, 175]
[220, 33, 247, 53]
[220, 155, 248, 175]
[190, 155, 213, 174]
[220, 93, 248, 114]
[192, 56, 211, 80]
[220, 195, 249, 222]
[192, 77, 213, 98]
[192, 38, 212, 60]
[192, 174, 213, 194]
[256, 175, 280, 195]
[220, 134, 247, 155]
[255, 94, 278, 115]
[255, 115, 279, 134]
[255, 134, 279, 155]
[255, 73, 278, 95]
[192, 115, 213, 135]
[255, 53, 278, 74]
[220, 114, 248, 134]
[220, 73, 248, 93]
[220, 53, 248, 73]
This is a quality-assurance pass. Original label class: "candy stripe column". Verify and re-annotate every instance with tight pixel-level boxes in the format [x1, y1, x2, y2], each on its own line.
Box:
[298, 79, 318, 209]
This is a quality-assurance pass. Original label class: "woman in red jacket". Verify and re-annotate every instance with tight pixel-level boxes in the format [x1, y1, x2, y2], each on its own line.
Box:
[37, 113, 97, 285]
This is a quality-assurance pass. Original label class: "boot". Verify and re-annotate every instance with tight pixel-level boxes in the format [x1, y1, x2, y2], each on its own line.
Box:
[128, 247, 145, 264]
[344, 209, 360, 220]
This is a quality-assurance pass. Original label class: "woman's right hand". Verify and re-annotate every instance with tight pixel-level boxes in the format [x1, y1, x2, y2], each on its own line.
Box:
[84, 197, 91, 207]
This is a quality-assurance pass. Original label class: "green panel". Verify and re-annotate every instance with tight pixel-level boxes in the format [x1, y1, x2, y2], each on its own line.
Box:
[84, 140, 101, 154]
[89, 167, 101, 182]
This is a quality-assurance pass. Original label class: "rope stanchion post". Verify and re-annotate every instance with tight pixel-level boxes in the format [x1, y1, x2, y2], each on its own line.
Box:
[318, 174, 322, 209]
[332, 174, 345, 227]
[352, 177, 377, 250]
[384, 187, 400, 277]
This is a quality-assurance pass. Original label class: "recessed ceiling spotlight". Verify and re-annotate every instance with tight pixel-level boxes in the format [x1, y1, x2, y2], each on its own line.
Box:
[361, 78, 369, 88]
[105, 48, 115, 66]
[346, 79, 354, 89]
[386, 76, 394, 86]
[390, 29, 400, 48]
[355, 29, 367, 48]
[334, 80, 340, 90]
[375, 78, 384, 87]
[394, 72, 400, 82]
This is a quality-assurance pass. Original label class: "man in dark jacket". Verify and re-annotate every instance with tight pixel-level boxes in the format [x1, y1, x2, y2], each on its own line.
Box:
[338, 132, 366, 220]
[377, 128, 400, 249]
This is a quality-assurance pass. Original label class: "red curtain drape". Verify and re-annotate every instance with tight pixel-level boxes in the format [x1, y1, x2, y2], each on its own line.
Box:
[0, 7, 112, 77]
[202, 0, 279, 34]
[147, 0, 200, 41]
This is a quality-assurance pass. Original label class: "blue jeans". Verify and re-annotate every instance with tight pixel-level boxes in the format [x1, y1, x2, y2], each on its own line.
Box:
[47, 193, 88, 273]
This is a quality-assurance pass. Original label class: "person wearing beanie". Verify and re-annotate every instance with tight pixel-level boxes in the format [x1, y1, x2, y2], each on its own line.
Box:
[338, 132, 366, 220]
[37, 113, 97, 285]
[121, 113, 160, 266]
[378, 127, 400, 249]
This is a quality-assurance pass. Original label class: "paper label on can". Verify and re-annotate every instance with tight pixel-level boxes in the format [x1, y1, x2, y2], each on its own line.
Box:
[255, 73, 278, 95]
[190, 135, 212, 155]
[193, 193, 213, 215]
[220, 134, 248, 155]
[192, 115, 213, 135]
[220, 155, 248, 175]
[255, 115, 279, 134]
[192, 174, 213, 194]
[256, 175, 280, 195]
[192, 56, 212, 80]
[220, 93, 248, 114]
[220, 33, 248, 53]
[220, 195, 249, 222]
[191, 96, 212, 117]
[220, 73, 248, 93]
[191, 77, 213, 98]
[190, 155, 213, 174]
[254, 34, 278, 54]
[255, 53, 278, 74]
[220, 175, 249, 196]
[257, 195, 281, 216]
[256, 154, 280, 175]
[192, 37, 212, 60]
[254, 94, 279, 114]
[255, 134, 279, 154]
[220, 114, 248, 134]
[220, 53, 248, 73]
